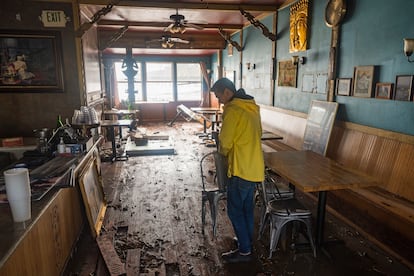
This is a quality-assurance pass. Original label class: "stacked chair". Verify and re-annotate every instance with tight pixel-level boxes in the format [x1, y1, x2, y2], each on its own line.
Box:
[258, 169, 316, 258]
[201, 151, 229, 236]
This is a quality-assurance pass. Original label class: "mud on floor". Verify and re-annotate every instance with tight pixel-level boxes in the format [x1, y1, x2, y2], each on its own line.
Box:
[66, 122, 413, 276]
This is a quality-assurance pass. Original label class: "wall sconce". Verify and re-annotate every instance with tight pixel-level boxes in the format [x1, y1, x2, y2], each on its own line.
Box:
[403, 38, 414, 63]
[291, 55, 305, 65]
[246, 62, 256, 71]
[227, 43, 233, 57]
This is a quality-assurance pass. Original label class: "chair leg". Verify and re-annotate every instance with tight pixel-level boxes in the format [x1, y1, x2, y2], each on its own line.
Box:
[303, 218, 317, 258]
[258, 208, 268, 240]
[211, 192, 224, 237]
[269, 218, 289, 259]
[201, 191, 207, 235]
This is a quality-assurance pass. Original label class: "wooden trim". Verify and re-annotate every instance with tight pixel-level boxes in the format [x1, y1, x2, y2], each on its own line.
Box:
[78, 0, 279, 11]
[259, 104, 307, 119]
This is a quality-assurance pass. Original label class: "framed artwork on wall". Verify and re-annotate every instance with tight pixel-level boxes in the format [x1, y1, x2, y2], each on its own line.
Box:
[0, 30, 64, 92]
[394, 75, 413, 101]
[375, 83, 393, 99]
[352, 66, 374, 98]
[336, 78, 352, 96]
[277, 60, 297, 87]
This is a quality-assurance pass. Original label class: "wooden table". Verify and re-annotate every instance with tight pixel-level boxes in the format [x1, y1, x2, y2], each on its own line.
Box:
[103, 109, 138, 138]
[263, 150, 380, 250]
[190, 107, 222, 132]
[100, 120, 132, 161]
[103, 109, 138, 120]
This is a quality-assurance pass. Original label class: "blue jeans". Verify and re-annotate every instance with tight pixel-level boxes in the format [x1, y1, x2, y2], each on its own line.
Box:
[227, 176, 257, 254]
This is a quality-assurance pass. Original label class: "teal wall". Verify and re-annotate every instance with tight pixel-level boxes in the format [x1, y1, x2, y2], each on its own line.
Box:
[336, 0, 414, 134]
[219, 0, 414, 136]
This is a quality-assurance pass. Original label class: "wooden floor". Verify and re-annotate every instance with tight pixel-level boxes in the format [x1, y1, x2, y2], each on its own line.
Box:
[64, 122, 413, 276]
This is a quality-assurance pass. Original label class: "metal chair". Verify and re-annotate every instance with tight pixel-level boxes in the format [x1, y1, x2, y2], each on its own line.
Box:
[201, 151, 229, 236]
[257, 169, 295, 239]
[258, 177, 316, 258]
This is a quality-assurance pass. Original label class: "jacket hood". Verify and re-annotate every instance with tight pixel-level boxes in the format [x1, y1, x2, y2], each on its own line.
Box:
[227, 97, 259, 114]
[232, 88, 254, 100]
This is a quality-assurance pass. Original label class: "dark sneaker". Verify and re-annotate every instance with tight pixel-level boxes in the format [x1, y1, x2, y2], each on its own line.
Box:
[221, 249, 252, 264]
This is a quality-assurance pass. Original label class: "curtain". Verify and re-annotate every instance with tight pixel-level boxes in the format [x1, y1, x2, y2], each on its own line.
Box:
[110, 63, 120, 108]
[199, 62, 210, 107]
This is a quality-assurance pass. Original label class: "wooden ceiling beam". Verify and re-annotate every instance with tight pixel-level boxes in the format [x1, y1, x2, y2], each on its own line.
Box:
[98, 29, 226, 50]
[79, 0, 280, 12]
[97, 20, 243, 30]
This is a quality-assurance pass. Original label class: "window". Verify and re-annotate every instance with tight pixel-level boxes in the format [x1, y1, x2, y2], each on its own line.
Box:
[114, 61, 142, 103]
[113, 60, 203, 103]
[177, 63, 202, 101]
[146, 62, 173, 102]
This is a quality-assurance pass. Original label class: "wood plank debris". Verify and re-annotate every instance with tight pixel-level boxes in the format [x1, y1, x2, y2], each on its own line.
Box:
[126, 248, 141, 276]
[96, 232, 126, 275]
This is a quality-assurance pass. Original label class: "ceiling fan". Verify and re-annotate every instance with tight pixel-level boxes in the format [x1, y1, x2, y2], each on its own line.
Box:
[152, 35, 190, 48]
[164, 9, 206, 34]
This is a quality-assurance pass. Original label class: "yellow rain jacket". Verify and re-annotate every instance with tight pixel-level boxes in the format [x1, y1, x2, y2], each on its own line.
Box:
[219, 97, 265, 182]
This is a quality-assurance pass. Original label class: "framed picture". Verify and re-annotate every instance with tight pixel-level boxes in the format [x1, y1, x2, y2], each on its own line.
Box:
[394, 75, 413, 101]
[353, 66, 375, 98]
[316, 73, 328, 94]
[375, 83, 393, 99]
[336, 78, 352, 96]
[0, 30, 64, 92]
[79, 156, 107, 237]
[278, 60, 297, 87]
[301, 73, 314, 93]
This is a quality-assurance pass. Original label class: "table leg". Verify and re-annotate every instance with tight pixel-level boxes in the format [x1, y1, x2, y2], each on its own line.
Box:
[315, 190, 327, 248]
[109, 126, 117, 162]
[118, 115, 123, 139]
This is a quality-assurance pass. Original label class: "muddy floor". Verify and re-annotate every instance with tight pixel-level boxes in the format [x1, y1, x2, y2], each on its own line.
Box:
[64, 121, 413, 276]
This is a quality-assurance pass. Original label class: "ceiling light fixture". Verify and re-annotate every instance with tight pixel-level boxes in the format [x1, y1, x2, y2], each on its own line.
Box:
[162, 41, 174, 48]
[170, 24, 185, 34]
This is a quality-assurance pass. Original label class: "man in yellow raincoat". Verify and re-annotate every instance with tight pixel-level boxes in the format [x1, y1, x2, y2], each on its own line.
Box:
[211, 78, 264, 263]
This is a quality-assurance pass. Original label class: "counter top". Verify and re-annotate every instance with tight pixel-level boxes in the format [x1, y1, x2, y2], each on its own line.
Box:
[0, 136, 103, 269]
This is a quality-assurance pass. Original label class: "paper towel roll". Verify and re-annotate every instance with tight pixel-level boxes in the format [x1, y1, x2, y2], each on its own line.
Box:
[3, 168, 31, 222]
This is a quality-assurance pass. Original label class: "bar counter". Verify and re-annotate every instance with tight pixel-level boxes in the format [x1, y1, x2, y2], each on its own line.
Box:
[0, 137, 103, 276]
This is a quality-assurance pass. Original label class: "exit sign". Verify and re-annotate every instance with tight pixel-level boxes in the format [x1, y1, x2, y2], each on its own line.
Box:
[40, 10, 69, 27]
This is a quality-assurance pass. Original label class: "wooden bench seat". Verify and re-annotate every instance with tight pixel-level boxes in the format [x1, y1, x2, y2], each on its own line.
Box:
[327, 121, 414, 269]
[353, 186, 414, 230]
[262, 139, 297, 152]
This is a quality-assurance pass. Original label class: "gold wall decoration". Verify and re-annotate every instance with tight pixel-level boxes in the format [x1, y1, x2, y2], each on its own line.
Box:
[290, 0, 309, 53]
